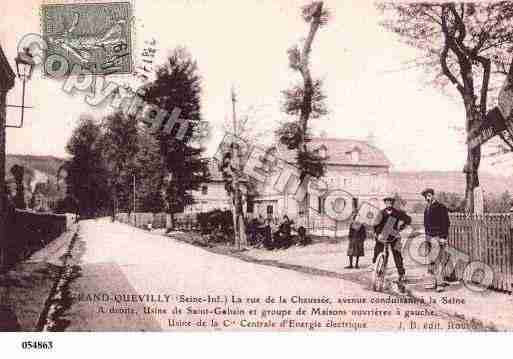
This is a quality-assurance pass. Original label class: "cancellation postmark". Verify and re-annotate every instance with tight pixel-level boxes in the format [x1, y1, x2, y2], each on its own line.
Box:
[41, 2, 133, 76]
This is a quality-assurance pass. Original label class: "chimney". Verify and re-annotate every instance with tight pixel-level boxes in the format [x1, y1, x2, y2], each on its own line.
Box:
[366, 131, 376, 146]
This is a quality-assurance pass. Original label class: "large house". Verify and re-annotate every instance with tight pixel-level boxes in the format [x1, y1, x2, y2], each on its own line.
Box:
[186, 138, 392, 229]
[250, 138, 392, 228]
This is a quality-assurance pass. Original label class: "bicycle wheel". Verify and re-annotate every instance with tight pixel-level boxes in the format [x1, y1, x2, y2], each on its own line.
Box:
[372, 252, 387, 292]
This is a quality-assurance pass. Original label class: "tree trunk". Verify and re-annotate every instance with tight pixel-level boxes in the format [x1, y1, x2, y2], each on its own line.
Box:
[236, 190, 247, 246]
[463, 99, 481, 214]
[112, 190, 117, 222]
[170, 211, 175, 230]
[464, 152, 475, 213]
[231, 204, 237, 245]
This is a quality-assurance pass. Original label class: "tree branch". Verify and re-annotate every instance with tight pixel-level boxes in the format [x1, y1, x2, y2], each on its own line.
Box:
[297, 1, 324, 152]
[448, 4, 466, 47]
[301, 2, 323, 70]
[442, 5, 474, 98]
[498, 131, 513, 152]
[419, 6, 443, 26]
[475, 55, 491, 118]
[440, 11, 464, 95]
[472, 31, 489, 56]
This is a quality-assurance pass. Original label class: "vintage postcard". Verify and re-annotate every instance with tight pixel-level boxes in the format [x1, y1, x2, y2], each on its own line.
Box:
[2, 0, 513, 343]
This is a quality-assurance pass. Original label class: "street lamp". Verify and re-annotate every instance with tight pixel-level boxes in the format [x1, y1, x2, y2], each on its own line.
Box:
[15, 47, 35, 79]
[7, 48, 35, 128]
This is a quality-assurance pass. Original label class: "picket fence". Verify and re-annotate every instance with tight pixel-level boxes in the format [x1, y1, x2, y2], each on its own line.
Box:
[115, 212, 199, 230]
[448, 213, 513, 292]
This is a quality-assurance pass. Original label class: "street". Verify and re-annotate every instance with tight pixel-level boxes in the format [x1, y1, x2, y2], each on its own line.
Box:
[58, 219, 491, 331]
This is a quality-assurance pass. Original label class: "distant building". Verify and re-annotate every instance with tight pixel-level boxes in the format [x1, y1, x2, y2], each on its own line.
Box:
[29, 181, 63, 212]
[31, 187, 49, 212]
[184, 160, 233, 214]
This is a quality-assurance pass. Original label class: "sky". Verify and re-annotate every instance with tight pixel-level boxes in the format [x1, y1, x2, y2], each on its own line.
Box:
[1, 0, 511, 175]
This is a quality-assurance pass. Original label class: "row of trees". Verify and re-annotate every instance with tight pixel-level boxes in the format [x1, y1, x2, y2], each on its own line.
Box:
[59, 48, 210, 224]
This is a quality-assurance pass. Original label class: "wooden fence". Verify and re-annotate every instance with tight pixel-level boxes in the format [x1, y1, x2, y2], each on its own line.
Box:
[116, 212, 168, 229]
[448, 213, 513, 292]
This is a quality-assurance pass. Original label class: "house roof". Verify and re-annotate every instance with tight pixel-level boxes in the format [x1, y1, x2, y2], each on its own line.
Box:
[206, 138, 390, 184]
[0, 43, 15, 91]
[274, 138, 391, 167]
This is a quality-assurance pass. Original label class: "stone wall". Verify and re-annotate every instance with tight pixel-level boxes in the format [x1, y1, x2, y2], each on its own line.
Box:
[3, 210, 71, 269]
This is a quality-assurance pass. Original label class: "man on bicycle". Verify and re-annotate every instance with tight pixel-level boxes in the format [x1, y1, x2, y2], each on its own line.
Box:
[373, 196, 412, 282]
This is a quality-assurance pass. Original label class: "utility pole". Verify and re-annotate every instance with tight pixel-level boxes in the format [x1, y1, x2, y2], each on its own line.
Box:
[133, 174, 137, 227]
[133, 174, 136, 213]
[231, 87, 241, 249]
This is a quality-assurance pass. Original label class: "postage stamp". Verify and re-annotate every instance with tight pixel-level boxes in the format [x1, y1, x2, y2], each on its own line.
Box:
[41, 2, 133, 75]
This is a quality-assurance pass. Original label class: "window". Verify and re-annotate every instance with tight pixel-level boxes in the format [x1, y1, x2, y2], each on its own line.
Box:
[352, 197, 359, 213]
[318, 197, 326, 214]
[298, 198, 307, 216]
[266, 205, 274, 216]
[247, 196, 254, 213]
[318, 145, 328, 159]
[346, 147, 361, 164]
[371, 173, 379, 193]
[201, 185, 208, 195]
[351, 150, 360, 163]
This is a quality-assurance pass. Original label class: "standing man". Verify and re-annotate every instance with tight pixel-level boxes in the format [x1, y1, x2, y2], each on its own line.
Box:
[373, 196, 412, 282]
[421, 188, 450, 292]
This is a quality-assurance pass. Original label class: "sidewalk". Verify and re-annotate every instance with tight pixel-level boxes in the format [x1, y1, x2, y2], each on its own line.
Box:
[240, 231, 513, 331]
[0, 225, 78, 331]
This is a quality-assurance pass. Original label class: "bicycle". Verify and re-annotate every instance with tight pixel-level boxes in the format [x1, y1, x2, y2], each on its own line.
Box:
[372, 234, 405, 293]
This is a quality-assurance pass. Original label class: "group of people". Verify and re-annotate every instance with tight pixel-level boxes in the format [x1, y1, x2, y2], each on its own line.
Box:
[246, 187, 451, 292]
[247, 214, 310, 250]
[345, 187, 451, 292]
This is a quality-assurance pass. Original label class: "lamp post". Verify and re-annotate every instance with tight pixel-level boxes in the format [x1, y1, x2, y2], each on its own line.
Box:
[7, 47, 35, 128]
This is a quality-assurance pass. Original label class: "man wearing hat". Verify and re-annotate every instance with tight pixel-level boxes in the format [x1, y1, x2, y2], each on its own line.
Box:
[421, 188, 450, 292]
[373, 196, 412, 282]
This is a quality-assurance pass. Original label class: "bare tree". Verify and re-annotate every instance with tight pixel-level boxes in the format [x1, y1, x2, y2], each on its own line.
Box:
[277, 2, 330, 177]
[274, 1, 330, 228]
[379, 2, 513, 212]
